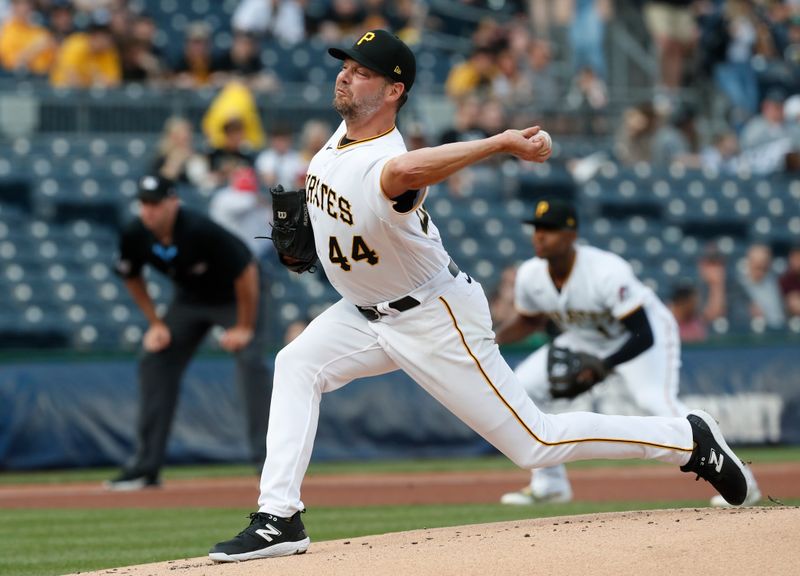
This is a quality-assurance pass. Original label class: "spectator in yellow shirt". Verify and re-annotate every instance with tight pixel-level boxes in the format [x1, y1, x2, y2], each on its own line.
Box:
[0, 0, 56, 75]
[50, 22, 121, 88]
[445, 44, 497, 100]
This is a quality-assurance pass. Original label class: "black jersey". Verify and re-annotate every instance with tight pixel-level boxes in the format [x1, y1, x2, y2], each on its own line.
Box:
[115, 207, 253, 304]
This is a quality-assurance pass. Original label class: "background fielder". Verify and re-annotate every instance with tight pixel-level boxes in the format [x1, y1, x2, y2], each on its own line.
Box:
[209, 29, 753, 564]
[494, 197, 761, 508]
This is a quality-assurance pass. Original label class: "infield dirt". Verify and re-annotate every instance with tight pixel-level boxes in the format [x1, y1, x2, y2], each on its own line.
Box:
[3, 462, 799, 508]
[8, 463, 800, 575]
[66, 506, 799, 576]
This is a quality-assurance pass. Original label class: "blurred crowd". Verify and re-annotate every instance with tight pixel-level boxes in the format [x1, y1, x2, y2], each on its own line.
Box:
[438, 0, 800, 176]
[2, 0, 800, 345]
[1, 0, 798, 175]
[150, 103, 332, 212]
[0, 0, 425, 90]
[611, 89, 800, 177]
[666, 241, 800, 340]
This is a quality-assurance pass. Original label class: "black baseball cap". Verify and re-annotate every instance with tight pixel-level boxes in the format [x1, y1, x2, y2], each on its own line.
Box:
[523, 197, 578, 230]
[137, 175, 177, 202]
[328, 29, 416, 92]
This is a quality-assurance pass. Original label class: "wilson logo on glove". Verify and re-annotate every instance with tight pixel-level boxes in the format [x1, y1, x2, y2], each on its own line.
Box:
[256, 186, 318, 274]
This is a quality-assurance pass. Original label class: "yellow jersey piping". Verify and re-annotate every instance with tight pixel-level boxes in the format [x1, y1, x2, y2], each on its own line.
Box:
[617, 304, 643, 321]
[337, 124, 396, 149]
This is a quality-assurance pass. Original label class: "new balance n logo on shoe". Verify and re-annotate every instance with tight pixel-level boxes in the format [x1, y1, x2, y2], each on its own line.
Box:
[209, 511, 311, 563]
[256, 524, 281, 543]
[709, 448, 724, 473]
[680, 410, 747, 506]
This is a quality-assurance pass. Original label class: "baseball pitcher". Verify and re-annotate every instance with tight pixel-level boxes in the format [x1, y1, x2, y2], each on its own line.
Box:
[209, 30, 756, 563]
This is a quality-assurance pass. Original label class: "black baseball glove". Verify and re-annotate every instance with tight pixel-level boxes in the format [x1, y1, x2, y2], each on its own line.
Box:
[547, 346, 609, 399]
[268, 185, 317, 273]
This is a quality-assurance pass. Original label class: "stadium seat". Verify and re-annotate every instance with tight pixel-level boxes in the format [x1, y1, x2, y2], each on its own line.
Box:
[5, 105, 800, 348]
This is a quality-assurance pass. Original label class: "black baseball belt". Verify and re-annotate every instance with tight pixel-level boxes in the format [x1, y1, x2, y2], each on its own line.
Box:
[356, 259, 461, 321]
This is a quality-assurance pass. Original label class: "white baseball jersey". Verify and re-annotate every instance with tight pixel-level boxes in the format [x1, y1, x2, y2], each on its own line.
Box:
[511, 244, 689, 496]
[513, 243, 687, 418]
[304, 121, 449, 306]
[515, 245, 668, 356]
[256, 124, 693, 519]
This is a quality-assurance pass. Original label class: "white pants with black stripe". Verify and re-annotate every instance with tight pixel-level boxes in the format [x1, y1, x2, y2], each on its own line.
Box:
[258, 271, 693, 517]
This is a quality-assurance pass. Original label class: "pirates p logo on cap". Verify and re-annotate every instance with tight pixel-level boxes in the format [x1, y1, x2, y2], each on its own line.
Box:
[536, 201, 550, 217]
[523, 197, 578, 230]
[357, 31, 375, 45]
[328, 29, 416, 92]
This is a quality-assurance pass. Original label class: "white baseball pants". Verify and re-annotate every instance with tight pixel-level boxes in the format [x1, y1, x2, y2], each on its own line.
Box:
[258, 269, 693, 516]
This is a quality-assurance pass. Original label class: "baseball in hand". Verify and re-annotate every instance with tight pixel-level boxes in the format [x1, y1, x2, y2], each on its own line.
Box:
[532, 130, 552, 158]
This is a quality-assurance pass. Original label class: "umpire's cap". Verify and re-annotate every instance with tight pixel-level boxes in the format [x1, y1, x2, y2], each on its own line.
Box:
[328, 29, 416, 92]
[137, 175, 177, 202]
[523, 197, 578, 230]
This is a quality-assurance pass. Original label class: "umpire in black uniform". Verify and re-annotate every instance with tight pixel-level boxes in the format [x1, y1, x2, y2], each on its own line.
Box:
[107, 175, 271, 490]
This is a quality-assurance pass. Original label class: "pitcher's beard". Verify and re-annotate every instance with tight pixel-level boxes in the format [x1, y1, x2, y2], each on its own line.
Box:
[333, 89, 385, 122]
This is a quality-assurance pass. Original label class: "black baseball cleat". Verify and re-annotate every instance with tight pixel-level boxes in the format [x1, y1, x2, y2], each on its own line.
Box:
[209, 511, 310, 562]
[680, 410, 748, 506]
[103, 471, 160, 491]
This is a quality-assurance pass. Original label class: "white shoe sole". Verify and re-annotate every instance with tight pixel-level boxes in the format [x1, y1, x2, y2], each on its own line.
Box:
[500, 491, 572, 506]
[688, 409, 748, 506]
[209, 537, 311, 563]
[500, 492, 534, 505]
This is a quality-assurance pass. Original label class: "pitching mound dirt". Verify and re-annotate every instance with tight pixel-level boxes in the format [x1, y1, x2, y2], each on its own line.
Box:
[69, 506, 799, 576]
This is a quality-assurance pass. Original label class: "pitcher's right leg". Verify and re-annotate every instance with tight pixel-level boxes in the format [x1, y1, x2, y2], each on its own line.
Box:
[210, 300, 398, 563]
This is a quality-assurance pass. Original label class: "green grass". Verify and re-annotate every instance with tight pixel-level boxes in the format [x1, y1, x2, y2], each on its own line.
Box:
[1, 448, 798, 576]
[1, 445, 798, 485]
[4, 500, 799, 576]
[0, 463, 257, 486]
[0, 501, 723, 576]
